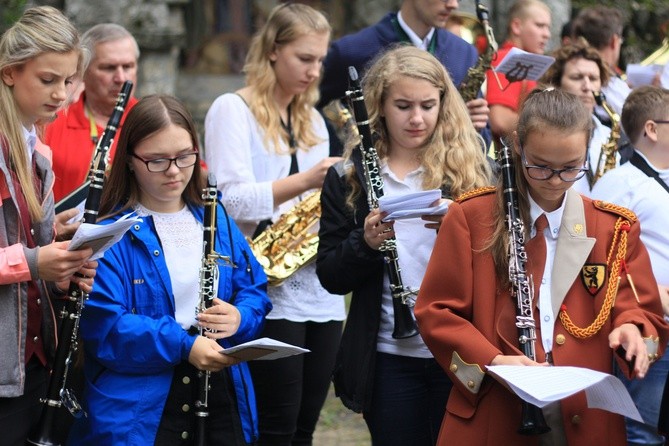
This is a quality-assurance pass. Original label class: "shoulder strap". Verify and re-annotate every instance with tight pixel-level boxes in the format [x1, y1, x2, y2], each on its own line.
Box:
[629, 150, 669, 194]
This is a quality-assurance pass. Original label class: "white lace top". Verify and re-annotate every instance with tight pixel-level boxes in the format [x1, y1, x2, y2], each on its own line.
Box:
[135, 204, 202, 329]
[204, 93, 345, 322]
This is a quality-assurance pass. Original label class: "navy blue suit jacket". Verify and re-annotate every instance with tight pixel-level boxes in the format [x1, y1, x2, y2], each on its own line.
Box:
[319, 12, 479, 106]
[319, 13, 491, 150]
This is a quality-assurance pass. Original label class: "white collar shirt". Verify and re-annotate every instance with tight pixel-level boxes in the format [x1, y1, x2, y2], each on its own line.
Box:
[397, 11, 435, 51]
[529, 193, 567, 355]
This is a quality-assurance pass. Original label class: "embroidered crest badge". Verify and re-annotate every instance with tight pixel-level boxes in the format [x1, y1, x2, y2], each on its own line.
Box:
[581, 264, 606, 296]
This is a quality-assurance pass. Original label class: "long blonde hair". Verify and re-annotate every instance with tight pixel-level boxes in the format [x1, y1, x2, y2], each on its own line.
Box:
[243, 2, 330, 153]
[0, 6, 85, 220]
[345, 45, 491, 207]
[489, 89, 592, 280]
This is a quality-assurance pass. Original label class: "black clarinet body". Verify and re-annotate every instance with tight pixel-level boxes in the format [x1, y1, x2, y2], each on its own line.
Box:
[498, 142, 550, 435]
[346, 66, 418, 339]
[27, 81, 133, 446]
[193, 173, 220, 446]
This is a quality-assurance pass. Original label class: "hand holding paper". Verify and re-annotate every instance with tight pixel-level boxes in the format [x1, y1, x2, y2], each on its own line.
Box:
[379, 189, 448, 221]
[68, 213, 142, 260]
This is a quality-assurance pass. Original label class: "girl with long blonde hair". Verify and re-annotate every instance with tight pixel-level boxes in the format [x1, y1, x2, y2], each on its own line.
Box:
[204, 3, 344, 444]
[0, 6, 96, 443]
[317, 45, 492, 445]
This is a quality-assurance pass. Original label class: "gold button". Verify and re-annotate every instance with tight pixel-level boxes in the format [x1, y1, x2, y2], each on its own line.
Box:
[182, 404, 190, 412]
[467, 380, 475, 389]
[181, 431, 189, 440]
[182, 376, 191, 384]
[33, 336, 39, 343]
[450, 364, 458, 373]
[571, 415, 581, 425]
[555, 334, 566, 345]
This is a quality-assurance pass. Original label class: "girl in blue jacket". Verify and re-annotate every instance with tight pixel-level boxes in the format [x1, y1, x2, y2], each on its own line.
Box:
[69, 95, 272, 445]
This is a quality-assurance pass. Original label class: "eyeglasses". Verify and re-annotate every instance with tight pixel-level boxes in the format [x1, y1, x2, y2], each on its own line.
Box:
[519, 145, 589, 182]
[132, 151, 199, 173]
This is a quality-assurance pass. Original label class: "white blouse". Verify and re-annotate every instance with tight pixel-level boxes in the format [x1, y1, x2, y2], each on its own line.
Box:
[204, 93, 345, 322]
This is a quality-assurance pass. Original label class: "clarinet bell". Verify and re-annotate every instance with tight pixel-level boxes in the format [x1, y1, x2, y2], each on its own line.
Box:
[518, 402, 550, 435]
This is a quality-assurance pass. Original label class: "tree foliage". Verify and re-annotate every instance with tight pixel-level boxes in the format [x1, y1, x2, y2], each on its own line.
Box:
[0, 0, 26, 34]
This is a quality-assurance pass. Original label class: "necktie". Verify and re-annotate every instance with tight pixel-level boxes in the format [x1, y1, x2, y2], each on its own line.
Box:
[526, 213, 548, 303]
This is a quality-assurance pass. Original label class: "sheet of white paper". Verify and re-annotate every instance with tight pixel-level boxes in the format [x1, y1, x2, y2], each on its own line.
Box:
[378, 189, 441, 214]
[68, 213, 142, 260]
[384, 201, 449, 221]
[486, 365, 643, 422]
[220, 337, 310, 361]
[626, 63, 663, 88]
[661, 65, 669, 89]
[493, 47, 555, 81]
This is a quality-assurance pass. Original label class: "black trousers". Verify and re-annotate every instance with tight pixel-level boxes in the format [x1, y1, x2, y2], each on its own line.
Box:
[248, 319, 343, 446]
[0, 358, 48, 446]
[155, 361, 248, 446]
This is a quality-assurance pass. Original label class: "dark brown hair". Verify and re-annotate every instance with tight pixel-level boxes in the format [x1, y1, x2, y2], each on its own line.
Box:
[572, 6, 624, 50]
[98, 94, 204, 219]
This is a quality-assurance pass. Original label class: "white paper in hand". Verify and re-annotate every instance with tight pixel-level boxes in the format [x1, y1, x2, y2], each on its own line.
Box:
[384, 201, 449, 221]
[379, 189, 442, 221]
[221, 337, 309, 361]
[486, 365, 643, 422]
[68, 213, 142, 260]
[493, 47, 555, 82]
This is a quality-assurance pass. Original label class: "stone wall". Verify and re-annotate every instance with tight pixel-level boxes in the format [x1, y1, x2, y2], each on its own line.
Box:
[42, 0, 189, 97]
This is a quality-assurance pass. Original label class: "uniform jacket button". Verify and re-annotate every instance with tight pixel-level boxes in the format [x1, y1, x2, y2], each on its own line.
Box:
[555, 334, 566, 345]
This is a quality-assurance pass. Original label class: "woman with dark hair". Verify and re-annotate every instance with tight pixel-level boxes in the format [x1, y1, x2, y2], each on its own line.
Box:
[69, 95, 271, 445]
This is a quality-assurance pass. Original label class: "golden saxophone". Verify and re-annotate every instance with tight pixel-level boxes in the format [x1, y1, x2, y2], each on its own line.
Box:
[458, 0, 498, 102]
[248, 190, 321, 286]
[591, 91, 621, 186]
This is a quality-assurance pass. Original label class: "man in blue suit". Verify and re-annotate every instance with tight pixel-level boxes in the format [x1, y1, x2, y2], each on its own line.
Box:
[320, 0, 490, 151]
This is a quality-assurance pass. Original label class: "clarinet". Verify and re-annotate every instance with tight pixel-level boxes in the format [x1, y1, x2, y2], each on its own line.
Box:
[498, 141, 550, 435]
[194, 173, 234, 446]
[346, 66, 419, 339]
[27, 81, 133, 446]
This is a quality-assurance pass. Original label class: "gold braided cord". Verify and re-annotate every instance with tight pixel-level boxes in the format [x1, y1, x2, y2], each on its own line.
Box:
[559, 218, 629, 339]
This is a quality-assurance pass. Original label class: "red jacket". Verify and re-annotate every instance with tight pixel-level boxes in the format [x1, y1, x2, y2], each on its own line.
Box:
[44, 93, 138, 203]
[415, 188, 668, 446]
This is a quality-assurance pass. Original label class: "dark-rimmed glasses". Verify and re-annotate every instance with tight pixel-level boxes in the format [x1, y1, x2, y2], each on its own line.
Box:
[519, 145, 589, 182]
[132, 151, 199, 173]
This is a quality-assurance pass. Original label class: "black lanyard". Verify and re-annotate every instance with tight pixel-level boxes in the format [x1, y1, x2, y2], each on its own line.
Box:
[629, 150, 669, 194]
[280, 105, 299, 175]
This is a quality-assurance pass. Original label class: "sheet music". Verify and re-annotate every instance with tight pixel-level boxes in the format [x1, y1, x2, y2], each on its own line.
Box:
[379, 189, 447, 221]
[494, 47, 555, 82]
[68, 213, 142, 260]
[626, 63, 664, 88]
[220, 337, 309, 361]
[486, 365, 643, 422]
